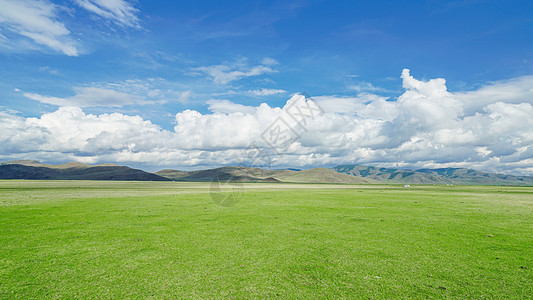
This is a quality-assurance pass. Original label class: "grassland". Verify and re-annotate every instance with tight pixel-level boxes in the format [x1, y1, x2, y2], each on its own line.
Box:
[0, 181, 531, 298]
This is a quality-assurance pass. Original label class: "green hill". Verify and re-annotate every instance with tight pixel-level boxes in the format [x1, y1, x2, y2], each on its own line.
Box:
[155, 166, 373, 184]
[273, 168, 375, 184]
[0, 161, 168, 181]
[156, 166, 290, 182]
[153, 169, 190, 180]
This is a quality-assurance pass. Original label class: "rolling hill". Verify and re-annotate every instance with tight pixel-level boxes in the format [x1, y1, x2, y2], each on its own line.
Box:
[155, 166, 374, 184]
[157, 166, 289, 182]
[0, 160, 168, 181]
[273, 168, 375, 184]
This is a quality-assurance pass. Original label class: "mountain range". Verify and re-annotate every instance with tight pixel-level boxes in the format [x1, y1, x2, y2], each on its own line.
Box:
[333, 165, 533, 186]
[155, 166, 374, 184]
[1, 160, 532, 186]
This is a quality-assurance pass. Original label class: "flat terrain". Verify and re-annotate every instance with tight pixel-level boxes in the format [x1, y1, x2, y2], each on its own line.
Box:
[0, 181, 531, 298]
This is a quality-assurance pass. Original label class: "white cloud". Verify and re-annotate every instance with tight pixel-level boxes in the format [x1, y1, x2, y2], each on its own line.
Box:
[193, 59, 277, 85]
[2, 70, 533, 175]
[0, 0, 142, 56]
[23, 86, 165, 107]
[0, 107, 167, 156]
[456, 75, 533, 115]
[23, 79, 192, 108]
[314, 93, 396, 120]
[349, 81, 386, 93]
[206, 100, 256, 114]
[75, 0, 141, 28]
[178, 90, 191, 104]
[39, 66, 60, 75]
[249, 88, 286, 96]
[261, 57, 278, 66]
[0, 0, 78, 56]
[106, 78, 187, 104]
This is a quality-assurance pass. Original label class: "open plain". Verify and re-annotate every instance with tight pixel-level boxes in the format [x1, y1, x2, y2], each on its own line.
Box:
[0, 181, 531, 298]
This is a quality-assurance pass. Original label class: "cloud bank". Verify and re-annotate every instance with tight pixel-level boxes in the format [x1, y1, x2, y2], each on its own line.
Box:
[1, 69, 533, 175]
[23, 86, 165, 107]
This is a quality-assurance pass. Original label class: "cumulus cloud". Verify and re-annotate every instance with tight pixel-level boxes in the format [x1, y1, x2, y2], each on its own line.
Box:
[0, 0, 78, 56]
[193, 60, 277, 85]
[23, 87, 165, 107]
[2, 69, 533, 175]
[314, 94, 396, 120]
[0, 107, 169, 158]
[456, 75, 533, 115]
[74, 0, 141, 29]
[249, 88, 286, 96]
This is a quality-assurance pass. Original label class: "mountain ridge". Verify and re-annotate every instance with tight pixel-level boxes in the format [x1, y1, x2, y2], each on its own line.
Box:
[155, 166, 375, 184]
[333, 165, 533, 186]
[0, 160, 168, 181]
[1, 160, 532, 185]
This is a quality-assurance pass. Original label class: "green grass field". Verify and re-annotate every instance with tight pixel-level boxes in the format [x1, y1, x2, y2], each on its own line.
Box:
[1, 181, 531, 298]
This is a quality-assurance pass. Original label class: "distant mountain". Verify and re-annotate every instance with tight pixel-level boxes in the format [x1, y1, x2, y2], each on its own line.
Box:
[2, 160, 531, 185]
[332, 165, 448, 184]
[0, 161, 168, 181]
[416, 168, 533, 185]
[273, 168, 375, 184]
[153, 169, 190, 180]
[156, 166, 289, 182]
[155, 166, 374, 184]
[332, 165, 533, 186]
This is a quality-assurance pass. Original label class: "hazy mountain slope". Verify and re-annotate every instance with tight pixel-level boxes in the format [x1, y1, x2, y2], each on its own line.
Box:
[156, 166, 370, 184]
[333, 165, 533, 185]
[154, 169, 190, 180]
[332, 165, 447, 184]
[0, 164, 61, 179]
[0, 161, 168, 181]
[416, 168, 533, 185]
[273, 168, 376, 183]
[174, 166, 293, 182]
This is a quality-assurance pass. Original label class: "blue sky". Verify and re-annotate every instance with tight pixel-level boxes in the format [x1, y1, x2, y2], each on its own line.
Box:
[1, 0, 533, 174]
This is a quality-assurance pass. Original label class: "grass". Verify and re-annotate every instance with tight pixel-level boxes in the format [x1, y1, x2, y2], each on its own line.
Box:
[0, 181, 531, 298]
